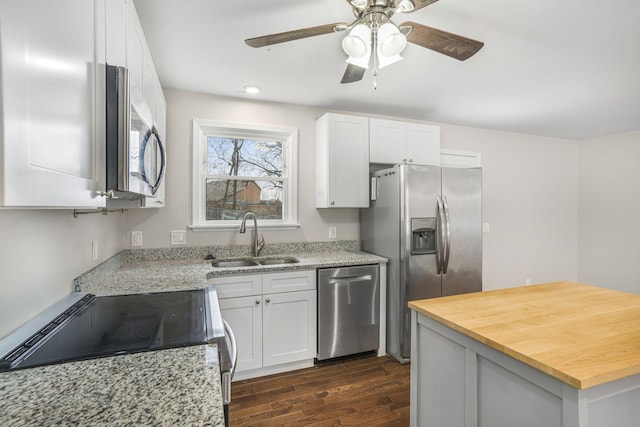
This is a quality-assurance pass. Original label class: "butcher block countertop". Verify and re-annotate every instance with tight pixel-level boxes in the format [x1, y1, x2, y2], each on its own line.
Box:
[408, 281, 640, 390]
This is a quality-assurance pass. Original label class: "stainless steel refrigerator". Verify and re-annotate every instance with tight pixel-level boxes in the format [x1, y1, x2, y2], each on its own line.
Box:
[360, 164, 482, 363]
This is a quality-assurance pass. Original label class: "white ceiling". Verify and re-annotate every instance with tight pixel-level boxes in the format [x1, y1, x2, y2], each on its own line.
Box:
[133, 0, 640, 140]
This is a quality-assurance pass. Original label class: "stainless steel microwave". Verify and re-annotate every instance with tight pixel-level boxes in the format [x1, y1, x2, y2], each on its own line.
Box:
[105, 65, 166, 199]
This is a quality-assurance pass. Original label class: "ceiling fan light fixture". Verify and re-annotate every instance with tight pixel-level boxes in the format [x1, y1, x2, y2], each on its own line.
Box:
[377, 22, 407, 57]
[342, 24, 372, 58]
[396, 0, 415, 13]
[377, 52, 403, 69]
[350, 0, 368, 9]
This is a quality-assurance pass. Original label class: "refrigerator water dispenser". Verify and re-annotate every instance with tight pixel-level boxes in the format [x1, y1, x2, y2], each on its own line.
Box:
[411, 218, 437, 255]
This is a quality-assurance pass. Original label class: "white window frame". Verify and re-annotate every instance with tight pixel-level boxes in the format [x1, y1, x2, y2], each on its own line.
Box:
[190, 119, 299, 230]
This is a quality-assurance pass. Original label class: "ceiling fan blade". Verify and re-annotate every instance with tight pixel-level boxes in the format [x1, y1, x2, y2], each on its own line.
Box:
[399, 0, 439, 13]
[341, 64, 366, 84]
[245, 22, 349, 48]
[401, 21, 484, 61]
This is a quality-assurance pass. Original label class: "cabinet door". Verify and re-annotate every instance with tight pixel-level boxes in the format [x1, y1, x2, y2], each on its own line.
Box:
[0, 0, 105, 207]
[105, 0, 127, 67]
[125, 1, 144, 107]
[220, 296, 263, 372]
[406, 123, 440, 166]
[262, 290, 317, 367]
[316, 113, 369, 208]
[369, 118, 406, 164]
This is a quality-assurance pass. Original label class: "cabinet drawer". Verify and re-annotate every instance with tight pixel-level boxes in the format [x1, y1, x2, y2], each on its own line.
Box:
[209, 274, 262, 299]
[263, 270, 316, 294]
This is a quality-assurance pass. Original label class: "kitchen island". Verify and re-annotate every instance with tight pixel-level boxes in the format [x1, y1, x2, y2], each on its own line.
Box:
[408, 281, 640, 427]
[0, 344, 224, 426]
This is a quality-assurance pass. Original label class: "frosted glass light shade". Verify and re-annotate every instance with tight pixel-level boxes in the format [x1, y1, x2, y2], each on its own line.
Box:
[377, 22, 406, 69]
[377, 22, 406, 57]
[342, 24, 372, 69]
[342, 24, 371, 58]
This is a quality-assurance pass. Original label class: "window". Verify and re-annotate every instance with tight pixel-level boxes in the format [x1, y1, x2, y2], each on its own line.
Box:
[191, 119, 298, 229]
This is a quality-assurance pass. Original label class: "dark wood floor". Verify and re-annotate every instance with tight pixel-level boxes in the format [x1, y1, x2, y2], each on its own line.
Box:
[229, 353, 410, 426]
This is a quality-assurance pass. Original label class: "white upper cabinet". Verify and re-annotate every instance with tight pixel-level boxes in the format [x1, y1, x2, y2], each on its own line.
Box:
[105, 0, 126, 67]
[316, 113, 370, 208]
[369, 118, 440, 166]
[0, 0, 106, 208]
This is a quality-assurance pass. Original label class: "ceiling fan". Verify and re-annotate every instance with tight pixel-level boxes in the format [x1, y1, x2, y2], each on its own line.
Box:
[245, 0, 484, 84]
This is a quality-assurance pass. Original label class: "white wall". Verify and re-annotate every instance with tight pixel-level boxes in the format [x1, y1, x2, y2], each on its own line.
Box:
[125, 90, 360, 248]
[128, 89, 580, 291]
[578, 130, 640, 294]
[438, 125, 579, 290]
[0, 89, 585, 340]
[0, 210, 126, 339]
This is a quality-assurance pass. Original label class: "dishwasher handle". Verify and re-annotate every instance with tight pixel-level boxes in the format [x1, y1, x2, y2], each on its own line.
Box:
[327, 274, 373, 284]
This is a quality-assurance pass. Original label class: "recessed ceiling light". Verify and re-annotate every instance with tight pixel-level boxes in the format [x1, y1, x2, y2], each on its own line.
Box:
[243, 85, 261, 94]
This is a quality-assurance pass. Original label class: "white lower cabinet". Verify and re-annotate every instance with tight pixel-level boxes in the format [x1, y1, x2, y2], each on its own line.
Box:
[262, 289, 316, 367]
[211, 270, 317, 380]
[218, 295, 262, 371]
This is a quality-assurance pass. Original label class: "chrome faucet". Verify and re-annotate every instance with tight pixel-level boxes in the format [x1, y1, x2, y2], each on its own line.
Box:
[239, 212, 265, 257]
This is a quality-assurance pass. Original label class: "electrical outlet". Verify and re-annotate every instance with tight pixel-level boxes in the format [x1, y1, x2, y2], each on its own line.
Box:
[91, 241, 98, 261]
[525, 278, 532, 285]
[171, 230, 187, 245]
[131, 231, 143, 247]
[328, 226, 337, 239]
[482, 222, 490, 233]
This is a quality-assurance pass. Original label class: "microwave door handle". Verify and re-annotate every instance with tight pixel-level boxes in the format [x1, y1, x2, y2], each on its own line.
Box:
[149, 127, 166, 195]
[139, 127, 166, 195]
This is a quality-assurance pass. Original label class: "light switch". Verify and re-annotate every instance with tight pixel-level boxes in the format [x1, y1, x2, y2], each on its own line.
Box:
[482, 222, 490, 233]
[328, 226, 337, 239]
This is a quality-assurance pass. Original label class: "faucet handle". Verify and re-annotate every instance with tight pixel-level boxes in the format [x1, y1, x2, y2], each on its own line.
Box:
[257, 234, 266, 256]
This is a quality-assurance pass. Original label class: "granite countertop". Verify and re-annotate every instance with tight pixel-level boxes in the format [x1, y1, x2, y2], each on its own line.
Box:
[0, 344, 224, 426]
[2, 242, 382, 426]
[409, 281, 640, 389]
[75, 241, 386, 296]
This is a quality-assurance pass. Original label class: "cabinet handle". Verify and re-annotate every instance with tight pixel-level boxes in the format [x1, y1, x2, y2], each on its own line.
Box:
[409, 158, 413, 163]
[255, 299, 260, 305]
[330, 201, 335, 206]
[265, 298, 271, 303]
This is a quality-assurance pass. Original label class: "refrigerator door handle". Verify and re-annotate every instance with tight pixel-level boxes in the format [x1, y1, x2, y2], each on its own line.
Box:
[442, 196, 452, 274]
[436, 196, 445, 274]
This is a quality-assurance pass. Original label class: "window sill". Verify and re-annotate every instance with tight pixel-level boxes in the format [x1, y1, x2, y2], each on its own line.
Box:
[189, 223, 301, 232]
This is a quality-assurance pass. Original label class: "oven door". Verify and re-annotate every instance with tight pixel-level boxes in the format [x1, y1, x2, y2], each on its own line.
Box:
[221, 320, 237, 426]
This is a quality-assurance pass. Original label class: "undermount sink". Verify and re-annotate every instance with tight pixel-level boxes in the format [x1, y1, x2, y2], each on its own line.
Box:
[211, 259, 260, 268]
[210, 256, 300, 268]
[258, 257, 300, 265]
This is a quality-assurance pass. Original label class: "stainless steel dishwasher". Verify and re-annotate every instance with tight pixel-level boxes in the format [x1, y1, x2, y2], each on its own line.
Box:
[317, 265, 380, 361]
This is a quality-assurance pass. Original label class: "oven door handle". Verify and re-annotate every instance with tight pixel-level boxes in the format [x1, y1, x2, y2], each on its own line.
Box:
[223, 319, 237, 379]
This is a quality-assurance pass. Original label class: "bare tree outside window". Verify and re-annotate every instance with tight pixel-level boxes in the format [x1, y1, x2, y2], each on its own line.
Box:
[205, 137, 284, 220]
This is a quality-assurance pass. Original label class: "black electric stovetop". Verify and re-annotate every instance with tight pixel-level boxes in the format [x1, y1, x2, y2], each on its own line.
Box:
[0, 289, 209, 372]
